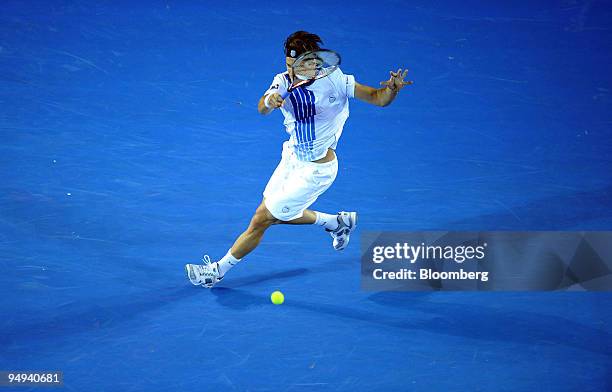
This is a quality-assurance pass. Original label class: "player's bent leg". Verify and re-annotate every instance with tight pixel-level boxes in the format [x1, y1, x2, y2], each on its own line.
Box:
[231, 201, 279, 259]
[185, 201, 278, 288]
[267, 155, 357, 250]
[281, 209, 317, 225]
[280, 208, 358, 251]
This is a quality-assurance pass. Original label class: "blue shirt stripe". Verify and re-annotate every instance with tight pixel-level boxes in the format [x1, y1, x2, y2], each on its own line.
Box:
[284, 79, 317, 161]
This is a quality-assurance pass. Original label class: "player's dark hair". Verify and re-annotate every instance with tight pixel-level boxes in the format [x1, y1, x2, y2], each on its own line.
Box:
[284, 31, 323, 58]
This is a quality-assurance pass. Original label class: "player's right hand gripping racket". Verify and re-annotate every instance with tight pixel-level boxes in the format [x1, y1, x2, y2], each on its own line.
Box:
[281, 49, 341, 99]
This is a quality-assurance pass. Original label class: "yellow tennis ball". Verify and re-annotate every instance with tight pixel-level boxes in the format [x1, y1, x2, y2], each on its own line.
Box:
[270, 291, 284, 305]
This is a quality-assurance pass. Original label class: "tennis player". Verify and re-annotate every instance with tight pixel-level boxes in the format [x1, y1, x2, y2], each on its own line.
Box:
[186, 31, 412, 288]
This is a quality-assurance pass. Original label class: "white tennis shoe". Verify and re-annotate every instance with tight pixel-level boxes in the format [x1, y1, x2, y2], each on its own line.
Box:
[327, 211, 357, 251]
[185, 255, 223, 288]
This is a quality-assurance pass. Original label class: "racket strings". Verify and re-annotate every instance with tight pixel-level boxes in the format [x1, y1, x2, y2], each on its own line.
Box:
[293, 51, 340, 81]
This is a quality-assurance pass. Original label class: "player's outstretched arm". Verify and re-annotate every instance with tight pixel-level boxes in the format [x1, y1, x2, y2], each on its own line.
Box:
[258, 93, 284, 115]
[354, 68, 413, 107]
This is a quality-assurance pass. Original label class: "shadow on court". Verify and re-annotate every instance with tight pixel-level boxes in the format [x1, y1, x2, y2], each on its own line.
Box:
[0, 268, 316, 355]
[225, 267, 310, 288]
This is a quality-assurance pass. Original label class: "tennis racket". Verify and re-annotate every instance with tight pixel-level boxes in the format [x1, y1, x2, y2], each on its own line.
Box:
[281, 49, 341, 99]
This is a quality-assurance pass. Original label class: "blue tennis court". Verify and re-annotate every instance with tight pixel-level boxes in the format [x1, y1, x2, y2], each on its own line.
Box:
[1, 1, 611, 390]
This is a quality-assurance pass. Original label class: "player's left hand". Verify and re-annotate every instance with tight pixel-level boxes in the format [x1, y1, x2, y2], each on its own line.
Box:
[380, 68, 413, 92]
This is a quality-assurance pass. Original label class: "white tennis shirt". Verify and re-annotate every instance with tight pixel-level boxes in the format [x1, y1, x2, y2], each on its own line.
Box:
[264, 68, 356, 161]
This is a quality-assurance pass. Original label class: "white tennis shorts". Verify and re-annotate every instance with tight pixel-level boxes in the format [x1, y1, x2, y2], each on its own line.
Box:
[263, 142, 338, 221]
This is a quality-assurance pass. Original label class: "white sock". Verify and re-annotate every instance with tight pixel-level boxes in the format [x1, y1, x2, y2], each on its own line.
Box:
[314, 211, 339, 231]
[216, 249, 241, 277]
